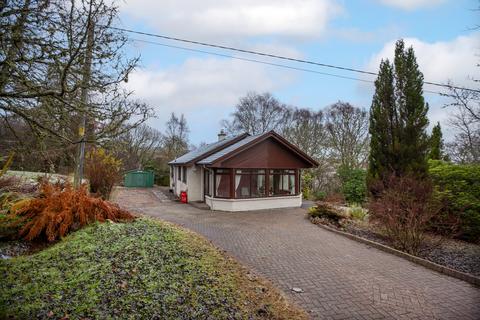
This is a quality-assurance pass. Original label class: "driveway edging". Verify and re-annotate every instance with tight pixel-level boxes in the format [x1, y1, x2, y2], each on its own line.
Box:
[313, 221, 480, 287]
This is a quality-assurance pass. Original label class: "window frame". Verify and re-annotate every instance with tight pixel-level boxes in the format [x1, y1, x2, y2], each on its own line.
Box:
[234, 169, 266, 199]
[268, 169, 297, 197]
[204, 169, 211, 197]
[212, 168, 298, 199]
[214, 168, 232, 198]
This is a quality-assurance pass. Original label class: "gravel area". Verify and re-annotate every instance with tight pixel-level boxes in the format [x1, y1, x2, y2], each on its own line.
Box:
[311, 218, 480, 278]
[420, 238, 480, 277]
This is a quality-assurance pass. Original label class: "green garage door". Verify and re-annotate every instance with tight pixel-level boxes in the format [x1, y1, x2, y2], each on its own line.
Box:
[124, 170, 154, 188]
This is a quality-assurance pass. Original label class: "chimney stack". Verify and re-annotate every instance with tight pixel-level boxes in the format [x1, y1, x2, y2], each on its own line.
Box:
[218, 129, 227, 141]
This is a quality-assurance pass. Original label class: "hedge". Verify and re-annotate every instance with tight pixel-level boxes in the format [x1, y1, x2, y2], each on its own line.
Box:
[429, 160, 480, 242]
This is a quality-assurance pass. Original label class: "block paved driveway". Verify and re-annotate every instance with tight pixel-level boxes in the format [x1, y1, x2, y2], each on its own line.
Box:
[113, 187, 480, 320]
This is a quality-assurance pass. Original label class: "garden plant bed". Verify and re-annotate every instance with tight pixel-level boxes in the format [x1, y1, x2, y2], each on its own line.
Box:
[1, 218, 307, 319]
[0, 240, 49, 259]
[310, 216, 480, 278]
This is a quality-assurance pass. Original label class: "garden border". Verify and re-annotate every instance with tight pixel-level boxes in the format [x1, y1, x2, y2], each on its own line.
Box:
[314, 221, 480, 287]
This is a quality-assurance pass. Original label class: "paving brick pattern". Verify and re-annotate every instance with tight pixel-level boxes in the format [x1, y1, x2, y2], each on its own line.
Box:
[113, 187, 480, 320]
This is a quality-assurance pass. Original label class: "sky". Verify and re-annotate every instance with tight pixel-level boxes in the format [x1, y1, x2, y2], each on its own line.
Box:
[116, 0, 479, 145]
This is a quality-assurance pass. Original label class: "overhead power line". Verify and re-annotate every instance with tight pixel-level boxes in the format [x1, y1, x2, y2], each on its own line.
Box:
[131, 39, 375, 83]
[109, 26, 480, 94]
[130, 38, 447, 96]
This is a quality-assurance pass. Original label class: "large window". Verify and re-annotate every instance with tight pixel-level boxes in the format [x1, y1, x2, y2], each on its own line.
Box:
[177, 167, 181, 181]
[213, 168, 297, 199]
[214, 169, 231, 198]
[269, 169, 296, 196]
[235, 169, 266, 198]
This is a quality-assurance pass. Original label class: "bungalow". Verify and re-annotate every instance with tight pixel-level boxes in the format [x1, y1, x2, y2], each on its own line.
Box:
[168, 130, 318, 211]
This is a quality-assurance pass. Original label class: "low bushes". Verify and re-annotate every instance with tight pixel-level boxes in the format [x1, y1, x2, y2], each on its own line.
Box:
[429, 160, 480, 242]
[0, 175, 37, 195]
[337, 167, 367, 205]
[308, 203, 345, 226]
[349, 205, 368, 221]
[301, 170, 314, 199]
[368, 175, 458, 255]
[7, 182, 135, 242]
[85, 148, 122, 199]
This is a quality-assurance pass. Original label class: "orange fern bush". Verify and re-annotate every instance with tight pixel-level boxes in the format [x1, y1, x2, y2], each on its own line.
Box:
[10, 182, 135, 242]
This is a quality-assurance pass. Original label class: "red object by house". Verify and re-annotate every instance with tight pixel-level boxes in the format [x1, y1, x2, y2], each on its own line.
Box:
[180, 191, 188, 203]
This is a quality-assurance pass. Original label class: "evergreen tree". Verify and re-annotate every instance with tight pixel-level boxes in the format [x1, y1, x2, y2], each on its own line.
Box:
[367, 39, 429, 189]
[367, 59, 396, 185]
[428, 122, 445, 160]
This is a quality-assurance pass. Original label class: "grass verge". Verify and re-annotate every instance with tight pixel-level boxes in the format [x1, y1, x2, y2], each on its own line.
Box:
[0, 218, 306, 319]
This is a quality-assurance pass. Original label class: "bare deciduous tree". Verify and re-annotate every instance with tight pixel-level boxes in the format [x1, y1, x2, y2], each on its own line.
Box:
[325, 102, 369, 169]
[0, 0, 152, 144]
[109, 124, 163, 171]
[222, 92, 291, 135]
[163, 113, 189, 161]
[444, 81, 480, 163]
[283, 108, 326, 159]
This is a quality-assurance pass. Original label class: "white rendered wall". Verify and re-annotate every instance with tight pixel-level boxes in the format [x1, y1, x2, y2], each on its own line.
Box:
[205, 194, 302, 212]
[187, 166, 202, 201]
[171, 166, 186, 197]
[170, 165, 204, 201]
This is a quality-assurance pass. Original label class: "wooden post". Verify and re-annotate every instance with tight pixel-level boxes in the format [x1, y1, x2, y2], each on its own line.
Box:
[230, 168, 235, 199]
[74, 18, 95, 188]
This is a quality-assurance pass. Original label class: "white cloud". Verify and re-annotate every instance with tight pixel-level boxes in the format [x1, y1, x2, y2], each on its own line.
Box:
[378, 0, 446, 10]
[365, 33, 479, 138]
[246, 43, 303, 59]
[119, 0, 342, 40]
[366, 33, 479, 88]
[125, 57, 296, 142]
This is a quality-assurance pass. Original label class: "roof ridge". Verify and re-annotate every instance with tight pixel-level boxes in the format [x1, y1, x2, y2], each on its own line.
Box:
[168, 132, 249, 165]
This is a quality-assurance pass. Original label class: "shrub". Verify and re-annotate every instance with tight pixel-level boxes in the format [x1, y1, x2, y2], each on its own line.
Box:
[323, 192, 344, 204]
[301, 171, 313, 199]
[429, 160, 480, 242]
[0, 175, 20, 190]
[368, 175, 456, 255]
[337, 167, 367, 205]
[9, 182, 135, 242]
[349, 205, 367, 221]
[313, 191, 326, 201]
[157, 175, 170, 186]
[85, 148, 122, 199]
[308, 203, 345, 225]
[143, 162, 170, 186]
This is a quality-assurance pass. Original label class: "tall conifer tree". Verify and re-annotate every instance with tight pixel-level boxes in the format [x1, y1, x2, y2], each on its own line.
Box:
[428, 122, 444, 160]
[367, 39, 429, 189]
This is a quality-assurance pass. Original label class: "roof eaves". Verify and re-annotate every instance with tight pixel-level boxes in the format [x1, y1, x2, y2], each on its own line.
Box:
[200, 130, 319, 167]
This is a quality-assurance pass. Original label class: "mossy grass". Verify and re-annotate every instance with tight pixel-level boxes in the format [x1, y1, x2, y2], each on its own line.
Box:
[0, 218, 306, 319]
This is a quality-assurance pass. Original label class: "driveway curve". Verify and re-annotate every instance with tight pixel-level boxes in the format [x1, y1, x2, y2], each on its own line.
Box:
[113, 187, 480, 320]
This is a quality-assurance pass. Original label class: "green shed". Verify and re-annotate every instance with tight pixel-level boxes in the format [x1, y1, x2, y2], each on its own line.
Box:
[124, 170, 155, 188]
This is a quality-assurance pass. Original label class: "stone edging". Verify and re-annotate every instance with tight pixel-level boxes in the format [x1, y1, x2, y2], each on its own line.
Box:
[314, 221, 480, 287]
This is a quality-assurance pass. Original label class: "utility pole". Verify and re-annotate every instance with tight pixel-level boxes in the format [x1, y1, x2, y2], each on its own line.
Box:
[74, 17, 95, 188]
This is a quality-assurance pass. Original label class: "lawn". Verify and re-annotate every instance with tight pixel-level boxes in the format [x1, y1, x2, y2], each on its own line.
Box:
[0, 218, 306, 319]
[5, 170, 70, 183]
